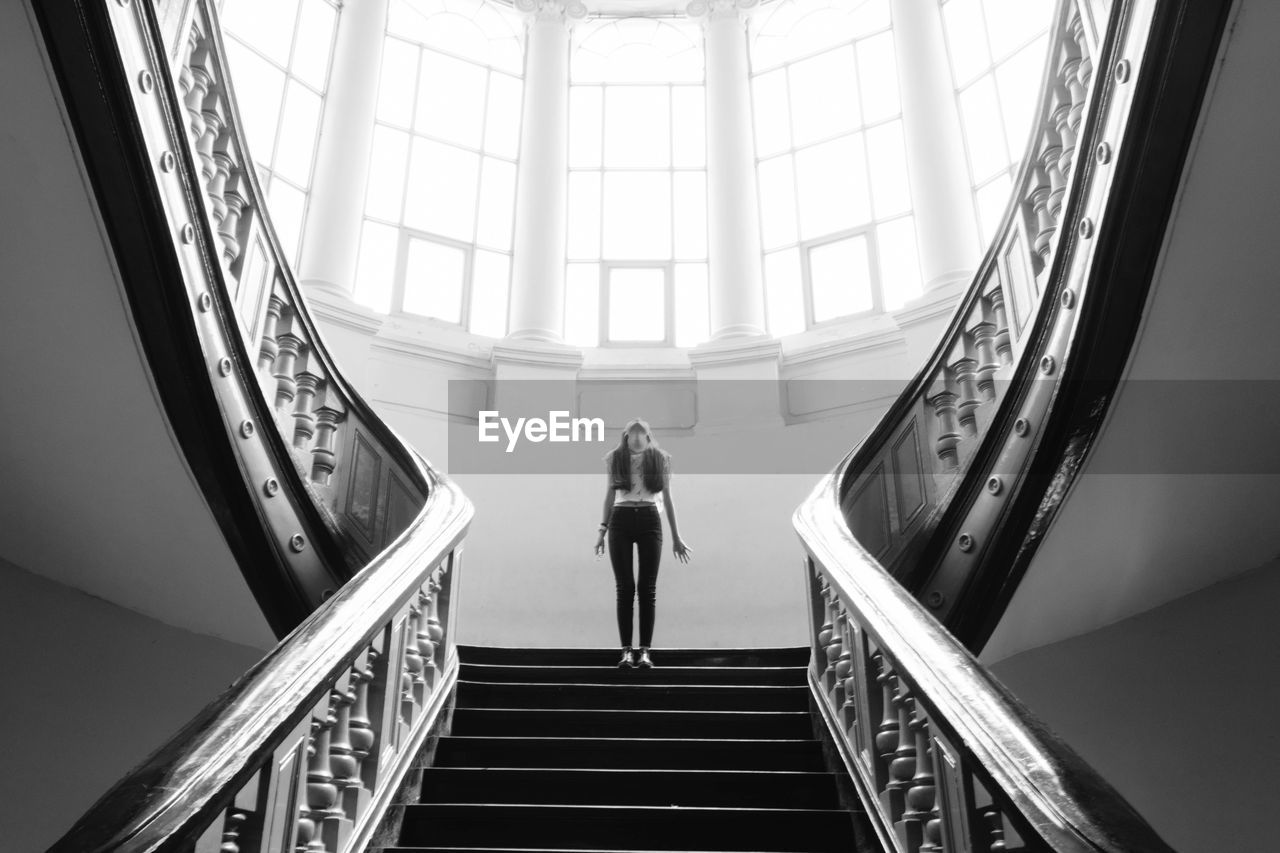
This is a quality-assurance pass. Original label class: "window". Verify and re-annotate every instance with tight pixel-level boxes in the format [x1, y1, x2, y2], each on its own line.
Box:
[940, 0, 1055, 245]
[352, 0, 523, 338]
[564, 18, 709, 348]
[749, 0, 922, 337]
[217, 0, 339, 268]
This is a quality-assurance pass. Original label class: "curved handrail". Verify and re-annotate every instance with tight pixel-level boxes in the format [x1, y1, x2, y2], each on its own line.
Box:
[47, 450, 473, 852]
[794, 463, 1173, 852]
[837, 0, 1105, 592]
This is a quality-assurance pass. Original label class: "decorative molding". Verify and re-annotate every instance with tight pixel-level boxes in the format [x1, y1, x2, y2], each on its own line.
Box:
[514, 0, 588, 24]
[685, 0, 759, 24]
[491, 338, 587, 369]
[687, 334, 782, 367]
[782, 325, 906, 369]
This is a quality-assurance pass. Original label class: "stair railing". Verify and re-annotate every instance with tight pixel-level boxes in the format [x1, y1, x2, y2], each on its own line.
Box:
[796, 0, 1234, 846]
[32, 0, 477, 849]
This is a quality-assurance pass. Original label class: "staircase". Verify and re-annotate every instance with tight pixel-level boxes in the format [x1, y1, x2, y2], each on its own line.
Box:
[384, 645, 865, 852]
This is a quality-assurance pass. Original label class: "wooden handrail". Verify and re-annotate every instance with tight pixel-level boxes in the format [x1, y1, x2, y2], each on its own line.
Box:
[795, 459, 1173, 852]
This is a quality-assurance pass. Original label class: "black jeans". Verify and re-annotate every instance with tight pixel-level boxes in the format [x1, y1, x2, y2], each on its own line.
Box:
[607, 503, 663, 648]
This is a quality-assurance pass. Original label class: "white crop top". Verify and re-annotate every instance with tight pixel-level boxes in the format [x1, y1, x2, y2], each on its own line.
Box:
[613, 450, 662, 504]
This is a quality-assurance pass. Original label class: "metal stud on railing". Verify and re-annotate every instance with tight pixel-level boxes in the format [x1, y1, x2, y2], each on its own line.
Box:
[1096, 142, 1112, 164]
[263, 478, 280, 497]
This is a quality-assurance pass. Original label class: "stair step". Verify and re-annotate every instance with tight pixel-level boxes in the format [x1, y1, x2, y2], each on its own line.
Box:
[457, 645, 810, 668]
[459, 663, 806, 686]
[418, 768, 841, 808]
[392, 803, 858, 852]
[450, 708, 813, 739]
[435, 736, 827, 771]
[456, 681, 810, 712]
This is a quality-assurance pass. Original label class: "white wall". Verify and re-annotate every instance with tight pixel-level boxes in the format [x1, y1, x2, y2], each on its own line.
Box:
[0, 0, 275, 649]
[988, 555, 1280, 852]
[0, 559, 267, 853]
[981, 0, 1280, 662]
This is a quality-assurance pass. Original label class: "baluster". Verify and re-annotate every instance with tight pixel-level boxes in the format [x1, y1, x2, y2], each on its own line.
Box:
[816, 578, 836, 678]
[258, 290, 284, 374]
[416, 588, 438, 690]
[218, 808, 247, 853]
[900, 699, 938, 853]
[403, 604, 426, 713]
[873, 651, 900, 791]
[347, 649, 377, 804]
[986, 288, 1013, 365]
[220, 172, 250, 268]
[980, 804, 1008, 853]
[925, 373, 960, 470]
[292, 350, 322, 451]
[427, 571, 446, 647]
[1041, 131, 1066, 225]
[968, 319, 1000, 403]
[175, 25, 201, 102]
[272, 311, 303, 414]
[196, 89, 224, 189]
[836, 618, 857, 734]
[310, 385, 347, 486]
[825, 604, 847, 705]
[296, 703, 340, 853]
[948, 345, 981, 438]
[183, 43, 213, 144]
[208, 127, 236, 227]
[884, 679, 916, 825]
[1028, 161, 1055, 267]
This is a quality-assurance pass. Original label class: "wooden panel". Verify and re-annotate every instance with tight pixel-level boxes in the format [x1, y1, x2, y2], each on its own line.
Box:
[344, 432, 382, 542]
[381, 470, 418, 546]
[842, 462, 890, 561]
[890, 420, 926, 532]
[1004, 229, 1034, 339]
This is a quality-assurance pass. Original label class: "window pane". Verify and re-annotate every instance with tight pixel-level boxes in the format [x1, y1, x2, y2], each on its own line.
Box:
[878, 216, 922, 309]
[757, 154, 798, 249]
[565, 263, 600, 347]
[353, 220, 398, 313]
[273, 80, 321, 185]
[569, 86, 603, 168]
[223, 41, 285, 166]
[476, 157, 517, 249]
[222, 0, 297, 66]
[866, 120, 911, 219]
[673, 172, 707, 260]
[764, 248, 804, 335]
[291, 0, 336, 89]
[983, 0, 1054, 59]
[376, 38, 418, 128]
[788, 47, 859, 147]
[996, 35, 1049, 159]
[943, 0, 992, 85]
[365, 125, 410, 221]
[608, 268, 665, 341]
[567, 172, 602, 260]
[975, 172, 1012, 246]
[674, 263, 709, 347]
[603, 87, 670, 168]
[810, 235, 873, 321]
[469, 250, 510, 337]
[751, 69, 791, 158]
[485, 73, 523, 159]
[958, 76, 1009, 183]
[672, 87, 705, 167]
[403, 238, 465, 323]
[603, 172, 670, 260]
[267, 178, 306, 266]
[415, 50, 487, 148]
[857, 31, 900, 124]
[403, 138, 479, 241]
[795, 134, 870, 239]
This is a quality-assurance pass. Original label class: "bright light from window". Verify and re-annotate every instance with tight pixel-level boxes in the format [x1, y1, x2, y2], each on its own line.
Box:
[608, 268, 666, 342]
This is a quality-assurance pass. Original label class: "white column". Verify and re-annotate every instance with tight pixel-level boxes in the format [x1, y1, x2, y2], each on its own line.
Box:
[297, 0, 389, 297]
[505, 0, 586, 343]
[891, 0, 981, 292]
[691, 0, 768, 340]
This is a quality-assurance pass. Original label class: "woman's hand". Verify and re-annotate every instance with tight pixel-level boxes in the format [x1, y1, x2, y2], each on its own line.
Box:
[673, 536, 693, 563]
[594, 530, 606, 558]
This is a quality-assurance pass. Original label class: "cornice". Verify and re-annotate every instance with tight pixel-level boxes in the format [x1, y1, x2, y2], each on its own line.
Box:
[490, 337, 587, 368]
[686, 334, 782, 367]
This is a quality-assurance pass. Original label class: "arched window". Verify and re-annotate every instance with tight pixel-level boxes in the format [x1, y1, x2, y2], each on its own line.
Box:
[218, 0, 339, 267]
[352, 0, 524, 337]
[940, 0, 1055, 245]
[749, 0, 921, 336]
[564, 18, 709, 348]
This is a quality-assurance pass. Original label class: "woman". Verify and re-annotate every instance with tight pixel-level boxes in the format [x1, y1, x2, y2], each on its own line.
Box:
[594, 417, 692, 668]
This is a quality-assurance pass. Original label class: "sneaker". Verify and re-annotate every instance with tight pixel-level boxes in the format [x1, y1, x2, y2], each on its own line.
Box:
[617, 647, 636, 668]
[636, 647, 654, 669]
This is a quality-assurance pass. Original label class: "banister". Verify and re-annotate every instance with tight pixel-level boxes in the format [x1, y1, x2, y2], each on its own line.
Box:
[47, 449, 473, 852]
[795, 458, 1173, 852]
[834, 0, 1232, 647]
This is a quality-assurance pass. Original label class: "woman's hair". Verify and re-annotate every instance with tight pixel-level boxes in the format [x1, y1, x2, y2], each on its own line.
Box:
[604, 417, 670, 494]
